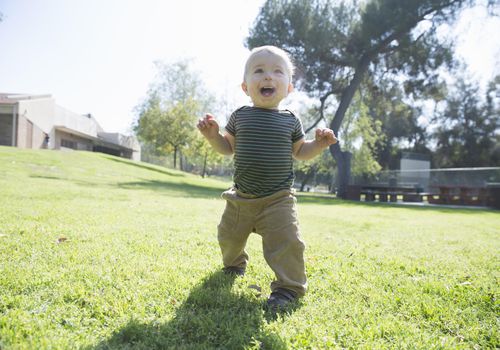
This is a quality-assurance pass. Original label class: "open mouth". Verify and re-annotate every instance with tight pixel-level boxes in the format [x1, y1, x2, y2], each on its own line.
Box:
[260, 87, 275, 97]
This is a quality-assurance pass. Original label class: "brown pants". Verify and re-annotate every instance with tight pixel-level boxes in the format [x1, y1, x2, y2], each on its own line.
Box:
[217, 188, 307, 297]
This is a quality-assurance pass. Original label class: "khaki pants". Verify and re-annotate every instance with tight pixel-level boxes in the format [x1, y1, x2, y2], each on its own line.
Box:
[217, 188, 307, 297]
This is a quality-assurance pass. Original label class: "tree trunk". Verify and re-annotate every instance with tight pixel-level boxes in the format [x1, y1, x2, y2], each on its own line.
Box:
[328, 56, 371, 198]
[330, 143, 352, 198]
[299, 168, 315, 192]
[173, 146, 177, 169]
[202, 152, 208, 178]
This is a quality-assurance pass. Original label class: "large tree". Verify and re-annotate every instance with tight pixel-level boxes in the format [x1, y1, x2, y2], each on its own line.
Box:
[246, 0, 484, 197]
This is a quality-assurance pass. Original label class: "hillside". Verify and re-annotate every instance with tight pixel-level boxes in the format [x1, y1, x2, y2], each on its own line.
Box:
[0, 146, 229, 201]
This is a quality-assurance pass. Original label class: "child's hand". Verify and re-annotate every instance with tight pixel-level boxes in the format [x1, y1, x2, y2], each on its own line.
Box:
[197, 113, 220, 140]
[315, 128, 338, 148]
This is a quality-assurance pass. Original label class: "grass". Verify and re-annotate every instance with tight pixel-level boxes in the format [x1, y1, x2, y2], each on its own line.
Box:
[0, 146, 498, 349]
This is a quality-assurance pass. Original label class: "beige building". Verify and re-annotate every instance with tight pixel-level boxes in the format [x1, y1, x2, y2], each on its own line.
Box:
[0, 93, 140, 160]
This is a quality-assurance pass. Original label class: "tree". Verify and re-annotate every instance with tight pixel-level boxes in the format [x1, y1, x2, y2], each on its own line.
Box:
[135, 96, 198, 169]
[432, 75, 500, 167]
[134, 60, 215, 169]
[340, 91, 385, 179]
[246, 0, 482, 197]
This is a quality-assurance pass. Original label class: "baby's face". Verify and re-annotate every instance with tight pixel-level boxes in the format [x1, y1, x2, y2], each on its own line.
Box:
[242, 51, 293, 110]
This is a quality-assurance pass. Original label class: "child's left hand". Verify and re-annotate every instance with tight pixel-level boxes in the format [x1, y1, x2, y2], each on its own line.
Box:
[315, 128, 338, 148]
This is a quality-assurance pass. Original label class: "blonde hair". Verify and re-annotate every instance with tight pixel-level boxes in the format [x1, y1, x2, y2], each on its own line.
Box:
[243, 46, 295, 82]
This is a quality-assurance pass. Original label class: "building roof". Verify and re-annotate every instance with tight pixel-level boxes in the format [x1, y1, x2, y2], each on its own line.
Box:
[0, 93, 52, 104]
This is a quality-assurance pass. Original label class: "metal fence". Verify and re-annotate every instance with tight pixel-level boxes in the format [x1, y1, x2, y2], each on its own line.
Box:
[352, 167, 500, 191]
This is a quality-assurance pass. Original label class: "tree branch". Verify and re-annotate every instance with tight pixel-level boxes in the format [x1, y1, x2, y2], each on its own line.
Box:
[304, 92, 332, 133]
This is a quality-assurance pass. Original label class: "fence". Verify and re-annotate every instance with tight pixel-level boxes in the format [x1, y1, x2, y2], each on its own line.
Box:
[352, 167, 500, 192]
[348, 167, 500, 208]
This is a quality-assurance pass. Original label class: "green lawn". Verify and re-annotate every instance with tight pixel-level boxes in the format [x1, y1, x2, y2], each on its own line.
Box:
[0, 146, 498, 349]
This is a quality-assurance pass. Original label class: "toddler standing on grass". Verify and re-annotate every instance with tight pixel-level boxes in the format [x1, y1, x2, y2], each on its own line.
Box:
[197, 45, 337, 309]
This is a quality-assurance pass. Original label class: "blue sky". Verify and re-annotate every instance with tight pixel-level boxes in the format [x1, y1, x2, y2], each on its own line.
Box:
[0, 0, 498, 134]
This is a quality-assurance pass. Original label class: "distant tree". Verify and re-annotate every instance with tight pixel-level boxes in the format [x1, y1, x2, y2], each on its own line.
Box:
[295, 151, 336, 191]
[135, 96, 198, 169]
[134, 60, 216, 170]
[246, 0, 486, 197]
[432, 75, 500, 167]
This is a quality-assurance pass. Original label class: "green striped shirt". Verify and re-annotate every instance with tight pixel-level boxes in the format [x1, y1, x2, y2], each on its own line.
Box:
[225, 106, 305, 197]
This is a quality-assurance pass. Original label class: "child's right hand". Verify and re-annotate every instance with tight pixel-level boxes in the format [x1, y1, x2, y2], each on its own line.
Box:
[197, 113, 220, 139]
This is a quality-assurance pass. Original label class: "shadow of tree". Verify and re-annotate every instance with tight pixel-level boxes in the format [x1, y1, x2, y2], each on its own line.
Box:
[116, 179, 227, 199]
[92, 271, 287, 350]
[102, 156, 185, 178]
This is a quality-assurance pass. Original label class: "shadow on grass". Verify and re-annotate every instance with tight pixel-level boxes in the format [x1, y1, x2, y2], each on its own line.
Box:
[295, 193, 340, 205]
[29, 175, 112, 189]
[30, 174, 227, 200]
[102, 155, 185, 177]
[116, 179, 226, 199]
[92, 271, 287, 350]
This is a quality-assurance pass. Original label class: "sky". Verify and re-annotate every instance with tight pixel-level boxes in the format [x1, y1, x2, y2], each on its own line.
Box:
[0, 0, 499, 135]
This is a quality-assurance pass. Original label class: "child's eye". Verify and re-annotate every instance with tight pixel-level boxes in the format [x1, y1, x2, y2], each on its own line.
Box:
[254, 68, 263, 74]
[275, 69, 284, 74]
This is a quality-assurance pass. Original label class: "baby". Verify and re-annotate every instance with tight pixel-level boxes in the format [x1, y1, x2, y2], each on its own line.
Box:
[197, 45, 337, 309]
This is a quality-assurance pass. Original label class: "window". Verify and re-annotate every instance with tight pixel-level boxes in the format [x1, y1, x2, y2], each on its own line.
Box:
[61, 139, 77, 149]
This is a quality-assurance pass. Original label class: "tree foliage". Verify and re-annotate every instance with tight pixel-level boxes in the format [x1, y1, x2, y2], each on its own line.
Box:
[247, 0, 468, 127]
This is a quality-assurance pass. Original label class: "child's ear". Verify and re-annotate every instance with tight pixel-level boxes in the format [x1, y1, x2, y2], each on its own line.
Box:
[288, 83, 294, 94]
[241, 82, 249, 95]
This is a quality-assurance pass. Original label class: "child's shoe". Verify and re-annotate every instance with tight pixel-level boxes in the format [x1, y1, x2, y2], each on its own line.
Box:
[266, 288, 297, 310]
[222, 266, 245, 276]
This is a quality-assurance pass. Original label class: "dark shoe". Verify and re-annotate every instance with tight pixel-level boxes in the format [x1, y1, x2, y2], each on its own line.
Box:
[266, 288, 297, 310]
[222, 266, 245, 276]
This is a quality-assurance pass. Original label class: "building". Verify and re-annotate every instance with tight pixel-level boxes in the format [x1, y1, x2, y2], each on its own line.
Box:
[0, 93, 140, 160]
[399, 152, 431, 190]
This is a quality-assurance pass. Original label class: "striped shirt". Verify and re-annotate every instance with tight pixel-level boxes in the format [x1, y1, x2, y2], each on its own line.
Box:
[225, 106, 305, 197]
